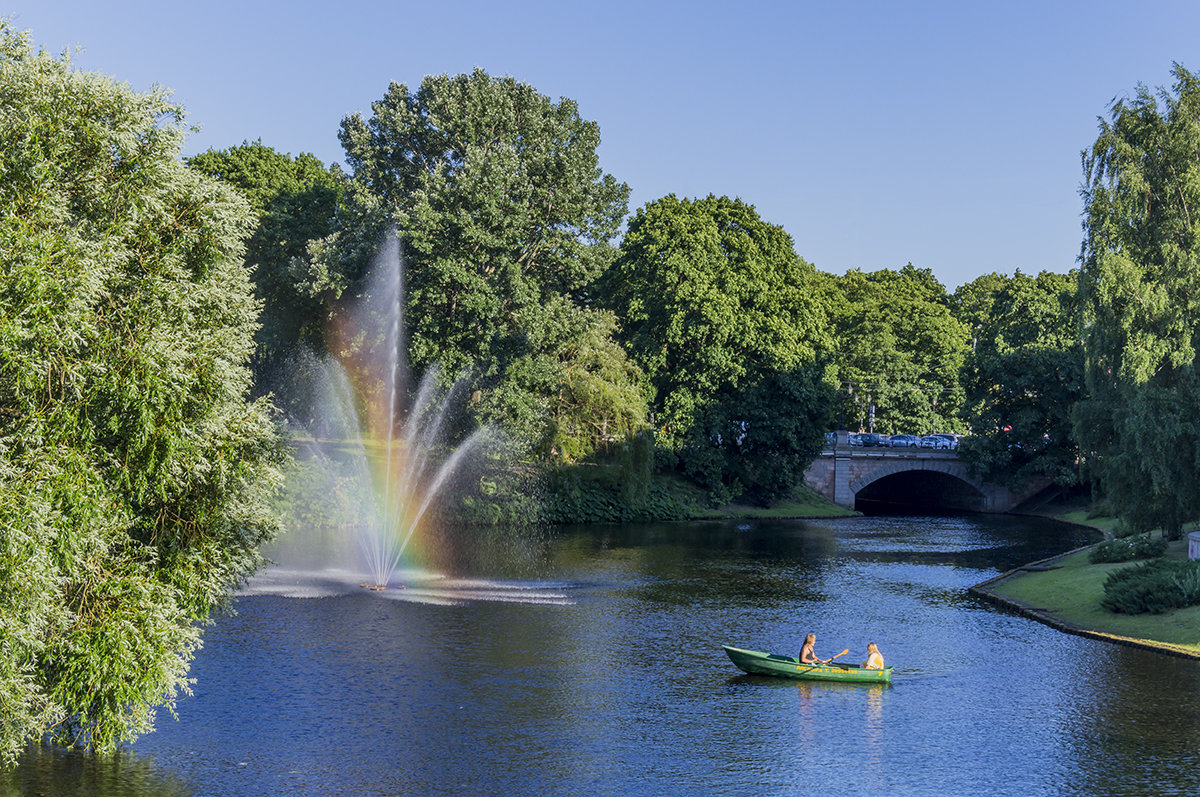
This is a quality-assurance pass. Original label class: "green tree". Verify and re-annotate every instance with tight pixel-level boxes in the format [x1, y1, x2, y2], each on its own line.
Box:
[186, 141, 343, 403]
[1075, 63, 1200, 538]
[304, 69, 637, 456]
[831, 265, 969, 434]
[602, 194, 834, 504]
[950, 271, 1010, 349]
[0, 26, 282, 760]
[957, 270, 1083, 486]
[548, 308, 650, 462]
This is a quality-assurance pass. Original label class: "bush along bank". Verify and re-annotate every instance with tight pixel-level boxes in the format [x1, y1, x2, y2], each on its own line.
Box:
[1089, 533, 1168, 564]
[971, 525, 1200, 658]
[1101, 558, 1200, 614]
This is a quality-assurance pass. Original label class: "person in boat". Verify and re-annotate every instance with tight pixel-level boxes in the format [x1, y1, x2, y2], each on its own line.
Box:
[862, 641, 884, 669]
[799, 633, 827, 664]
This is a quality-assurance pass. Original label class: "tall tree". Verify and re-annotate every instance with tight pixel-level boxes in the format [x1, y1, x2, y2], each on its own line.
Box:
[950, 271, 1010, 349]
[304, 69, 637, 456]
[0, 26, 282, 760]
[957, 270, 1083, 487]
[831, 265, 969, 434]
[602, 194, 835, 503]
[1075, 63, 1200, 538]
[187, 142, 342, 401]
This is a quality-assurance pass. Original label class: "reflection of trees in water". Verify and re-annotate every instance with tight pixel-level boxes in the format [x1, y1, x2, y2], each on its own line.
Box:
[1, 747, 192, 797]
[552, 520, 840, 607]
[1053, 645, 1200, 796]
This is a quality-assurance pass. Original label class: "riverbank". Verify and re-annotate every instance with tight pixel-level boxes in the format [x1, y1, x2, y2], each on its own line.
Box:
[682, 481, 859, 520]
[971, 503, 1200, 659]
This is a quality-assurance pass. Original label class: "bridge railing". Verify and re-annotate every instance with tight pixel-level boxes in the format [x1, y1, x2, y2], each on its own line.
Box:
[819, 446, 959, 459]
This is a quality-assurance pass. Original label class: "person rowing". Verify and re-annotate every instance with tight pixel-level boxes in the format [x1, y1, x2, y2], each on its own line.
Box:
[799, 633, 827, 664]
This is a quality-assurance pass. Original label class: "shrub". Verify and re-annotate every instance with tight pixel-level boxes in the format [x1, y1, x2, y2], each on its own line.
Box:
[1101, 559, 1200, 614]
[1088, 533, 1168, 563]
[541, 465, 689, 524]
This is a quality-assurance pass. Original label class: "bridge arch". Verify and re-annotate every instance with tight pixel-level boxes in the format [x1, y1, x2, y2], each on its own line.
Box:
[850, 461, 988, 512]
[803, 448, 1048, 513]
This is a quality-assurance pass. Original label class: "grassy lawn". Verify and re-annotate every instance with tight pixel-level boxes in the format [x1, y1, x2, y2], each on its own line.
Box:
[989, 538, 1200, 655]
[1054, 508, 1123, 536]
[730, 494, 858, 518]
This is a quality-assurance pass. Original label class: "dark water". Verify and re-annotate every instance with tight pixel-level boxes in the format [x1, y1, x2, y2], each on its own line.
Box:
[8, 515, 1200, 797]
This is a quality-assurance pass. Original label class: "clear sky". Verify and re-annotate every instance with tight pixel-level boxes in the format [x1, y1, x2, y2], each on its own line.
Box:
[9, 1, 1200, 289]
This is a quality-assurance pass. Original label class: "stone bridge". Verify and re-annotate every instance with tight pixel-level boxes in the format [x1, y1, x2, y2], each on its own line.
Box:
[804, 431, 1050, 512]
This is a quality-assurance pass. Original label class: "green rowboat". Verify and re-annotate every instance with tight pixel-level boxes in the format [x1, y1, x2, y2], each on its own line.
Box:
[723, 645, 893, 683]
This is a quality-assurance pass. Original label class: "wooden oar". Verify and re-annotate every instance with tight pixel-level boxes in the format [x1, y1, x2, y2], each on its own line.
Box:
[797, 648, 849, 670]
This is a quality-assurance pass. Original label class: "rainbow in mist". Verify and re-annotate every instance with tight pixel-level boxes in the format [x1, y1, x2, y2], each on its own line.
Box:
[324, 231, 489, 588]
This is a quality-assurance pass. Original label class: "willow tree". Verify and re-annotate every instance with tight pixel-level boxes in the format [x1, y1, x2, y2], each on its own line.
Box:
[1075, 63, 1200, 538]
[0, 26, 282, 760]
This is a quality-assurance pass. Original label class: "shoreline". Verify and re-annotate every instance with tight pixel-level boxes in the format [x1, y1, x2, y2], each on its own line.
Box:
[969, 512, 1200, 660]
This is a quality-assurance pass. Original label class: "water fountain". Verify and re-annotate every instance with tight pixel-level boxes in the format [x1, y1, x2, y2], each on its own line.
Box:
[242, 232, 572, 606]
[326, 232, 491, 589]
[242, 234, 571, 607]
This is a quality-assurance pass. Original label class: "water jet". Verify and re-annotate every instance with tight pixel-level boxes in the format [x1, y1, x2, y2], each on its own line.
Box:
[281, 231, 489, 590]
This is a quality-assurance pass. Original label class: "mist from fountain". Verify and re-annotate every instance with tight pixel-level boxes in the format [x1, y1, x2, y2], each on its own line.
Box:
[290, 232, 491, 590]
[246, 233, 573, 606]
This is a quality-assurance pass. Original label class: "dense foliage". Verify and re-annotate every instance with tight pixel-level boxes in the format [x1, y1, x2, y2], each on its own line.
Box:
[1088, 534, 1168, 564]
[1075, 63, 1200, 539]
[957, 271, 1083, 487]
[830, 265, 969, 435]
[603, 195, 834, 504]
[1101, 558, 1200, 614]
[0, 27, 282, 761]
[304, 69, 640, 459]
[186, 142, 343, 406]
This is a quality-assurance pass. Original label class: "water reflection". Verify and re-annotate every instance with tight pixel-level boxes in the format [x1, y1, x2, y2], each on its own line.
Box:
[0, 747, 191, 797]
[14, 513, 1200, 796]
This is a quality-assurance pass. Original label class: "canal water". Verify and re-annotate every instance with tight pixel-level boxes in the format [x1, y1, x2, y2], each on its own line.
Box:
[7, 514, 1200, 796]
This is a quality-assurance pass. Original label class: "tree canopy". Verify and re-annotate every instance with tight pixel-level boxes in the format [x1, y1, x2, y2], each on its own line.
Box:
[1075, 63, 1200, 537]
[0, 26, 282, 760]
[957, 270, 1083, 487]
[187, 141, 343, 402]
[830, 265, 969, 435]
[304, 69, 639, 457]
[602, 194, 834, 503]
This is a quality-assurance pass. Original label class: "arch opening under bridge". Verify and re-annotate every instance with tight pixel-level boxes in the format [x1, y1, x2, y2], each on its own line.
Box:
[853, 468, 988, 513]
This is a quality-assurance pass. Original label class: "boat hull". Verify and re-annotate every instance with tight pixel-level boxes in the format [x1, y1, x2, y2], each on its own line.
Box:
[723, 645, 892, 683]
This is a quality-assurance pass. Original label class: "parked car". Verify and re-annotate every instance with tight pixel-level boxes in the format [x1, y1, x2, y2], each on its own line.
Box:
[932, 433, 961, 450]
[859, 433, 886, 447]
[920, 435, 952, 449]
[848, 433, 864, 447]
[889, 434, 920, 448]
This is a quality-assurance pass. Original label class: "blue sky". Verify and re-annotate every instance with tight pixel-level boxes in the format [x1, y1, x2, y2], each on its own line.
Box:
[9, 1, 1200, 288]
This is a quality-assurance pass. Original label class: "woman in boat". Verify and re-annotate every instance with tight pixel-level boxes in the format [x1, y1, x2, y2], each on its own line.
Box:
[799, 633, 826, 664]
[862, 641, 884, 669]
